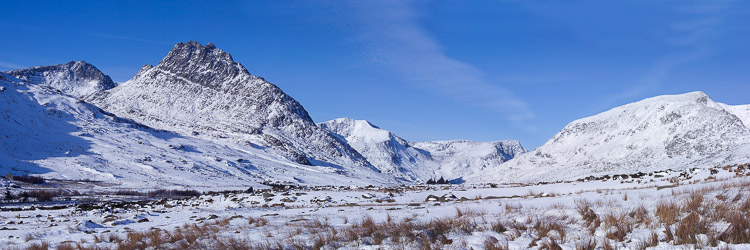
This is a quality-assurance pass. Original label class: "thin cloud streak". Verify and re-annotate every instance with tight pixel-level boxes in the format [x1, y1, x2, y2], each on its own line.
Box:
[0, 61, 26, 70]
[345, 1, 534, 121]
[601, 1, 732, 108]
[88, 32, 170, 45]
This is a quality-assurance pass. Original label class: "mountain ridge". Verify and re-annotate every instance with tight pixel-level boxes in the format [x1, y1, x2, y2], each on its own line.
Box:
[87, 41, 381, 178]
[472, 91, 750, 183]
[7, 61, 116, 98]
[320, 117, 526, 182]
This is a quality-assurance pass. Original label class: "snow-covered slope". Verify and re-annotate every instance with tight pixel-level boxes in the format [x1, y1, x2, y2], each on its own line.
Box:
[320, 118, 526, 182]
[87, 41, 379, 176]
[320, 118, 432, 181]
[7, 61, 116, 98]
[719, 103, 750, 127]
[412, 140, 526, 180]
[474, 91, 750, 183]
[0, 60, 399, 188]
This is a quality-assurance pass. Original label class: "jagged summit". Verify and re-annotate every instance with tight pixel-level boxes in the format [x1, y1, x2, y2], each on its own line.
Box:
[88, 41, 384, 180]
[6, 61, 115, 98]
[157, 41, 243, 83]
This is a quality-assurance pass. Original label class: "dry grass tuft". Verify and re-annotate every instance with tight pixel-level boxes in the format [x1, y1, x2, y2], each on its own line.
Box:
[674, 212, 709, 245]
[603, 213, 633, 242]
[656, 200, 679, 225]
[484, 237, 509, 250]
[574, 237, 596, 250]
[575, 199, 600, 231]
[719, 212, 750, 244]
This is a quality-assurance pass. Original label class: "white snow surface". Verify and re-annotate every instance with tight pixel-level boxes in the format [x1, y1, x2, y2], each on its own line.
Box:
[3, 41, 750, 188]
[474, 91, 750, 183]
[0, 72, 396, 188]
[6, 61, 116, 98]
[85, 41, 389, 183]
[320, 118, 526, 182]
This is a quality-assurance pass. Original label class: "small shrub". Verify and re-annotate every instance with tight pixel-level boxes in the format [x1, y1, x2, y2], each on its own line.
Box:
[656, 201, 679, 225]
[25, 241, 50, 250]
[539, 238, 563, 250]
[13, 174, 46, 184]
[719, 212, 750, 244]
[21, 189, 62, 202]
[603, 213, 633, 242]
[575, 237, 596, 250]
[484, 237, 509, 250]
[147, 189, 201, 198]
[674, 212, 709, 245]
[575, 199, 600, 230]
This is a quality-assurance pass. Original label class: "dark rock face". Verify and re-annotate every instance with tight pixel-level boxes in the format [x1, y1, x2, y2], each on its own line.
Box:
[6, 61, 116, 98]
[88, 41, 374, 170]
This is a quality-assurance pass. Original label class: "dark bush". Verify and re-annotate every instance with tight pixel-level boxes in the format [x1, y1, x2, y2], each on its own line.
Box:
[147, 189, 201, 198]
[21, 189, 62, 202]
[13, 174, 46, 184]
[114, 190, 146, 196]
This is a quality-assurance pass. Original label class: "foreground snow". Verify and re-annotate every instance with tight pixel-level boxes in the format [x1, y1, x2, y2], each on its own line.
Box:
[2, 165, 749, 249]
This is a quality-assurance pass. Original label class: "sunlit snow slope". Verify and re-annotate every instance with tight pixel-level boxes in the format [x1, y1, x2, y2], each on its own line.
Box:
[87, 41, 386, 180]
[320, 118, 526, 182]
[0, 62, 396, 189]
[474, 91, 750, 183]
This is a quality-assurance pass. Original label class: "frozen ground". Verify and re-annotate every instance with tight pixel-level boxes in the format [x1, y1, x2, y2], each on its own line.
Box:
[1, 164, 749, 249]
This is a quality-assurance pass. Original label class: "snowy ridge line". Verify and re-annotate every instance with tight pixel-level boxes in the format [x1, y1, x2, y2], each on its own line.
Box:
[3, 41, 750, 187]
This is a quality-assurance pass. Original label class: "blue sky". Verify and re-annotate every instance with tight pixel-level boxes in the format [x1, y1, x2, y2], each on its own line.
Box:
[1, 0, 749, 149]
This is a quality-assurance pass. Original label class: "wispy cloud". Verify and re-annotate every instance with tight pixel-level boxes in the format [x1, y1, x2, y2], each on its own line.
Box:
[88, 32, 170, 45]
[342, 1, 534, 121]
[0, 61, 26, 70]
[601, 1, 733, 107]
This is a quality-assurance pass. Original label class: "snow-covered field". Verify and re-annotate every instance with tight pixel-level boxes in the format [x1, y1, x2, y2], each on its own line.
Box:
[2, 164, 749, 249]
[3, 41, 750, 249]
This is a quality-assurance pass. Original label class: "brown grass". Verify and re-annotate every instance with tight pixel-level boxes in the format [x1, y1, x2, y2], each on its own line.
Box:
[655, 200, 679, 225]
[719, 212, 750, 244]
[532, 217, 566, 241]
[24, 242, 49, 250]
[603, 213, 633, 242]
[484, 237, 509, 250]
[674, 212, 709, 245]
[575, 199, 600, 231]
[574, 237, 596, 250]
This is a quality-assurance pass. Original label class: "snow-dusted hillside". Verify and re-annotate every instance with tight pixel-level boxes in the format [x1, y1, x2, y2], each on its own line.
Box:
[412, 139, 526, 180]
[719, 103, 750, 127]
[7, 61, 116, 98]
[0, 67, 396, 189]
[320, 118, 433, 181]
[321, 118, 526, 182]
[474, 91, 750, 183]
[3, 43, 749, 187]
[87, 41, 379, 176]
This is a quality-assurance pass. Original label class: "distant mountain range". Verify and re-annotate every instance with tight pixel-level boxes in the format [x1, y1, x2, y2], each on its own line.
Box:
[1, 41, 748, 188]
[473, 91, 750, 183]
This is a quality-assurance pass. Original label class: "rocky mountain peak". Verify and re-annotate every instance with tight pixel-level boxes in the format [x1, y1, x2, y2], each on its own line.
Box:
[6, 60, 115, 97]
[156, 41, 246, 87]
[88, 41, 379, 172]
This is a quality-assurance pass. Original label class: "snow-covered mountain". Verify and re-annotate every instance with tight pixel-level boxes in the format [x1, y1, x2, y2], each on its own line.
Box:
[0, 69, 396, 189]
[320, 118, 526, 182]
[4, 42, 749, 187]
[412, 140, 526, 180]
[7, 61, 116, 98]
[87, 41, 378, 176]
[473, 91, 750, 183]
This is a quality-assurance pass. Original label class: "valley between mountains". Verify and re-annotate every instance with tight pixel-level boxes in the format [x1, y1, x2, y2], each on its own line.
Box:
[3, 41, 749, 188]
[2, 41, 750, 249]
